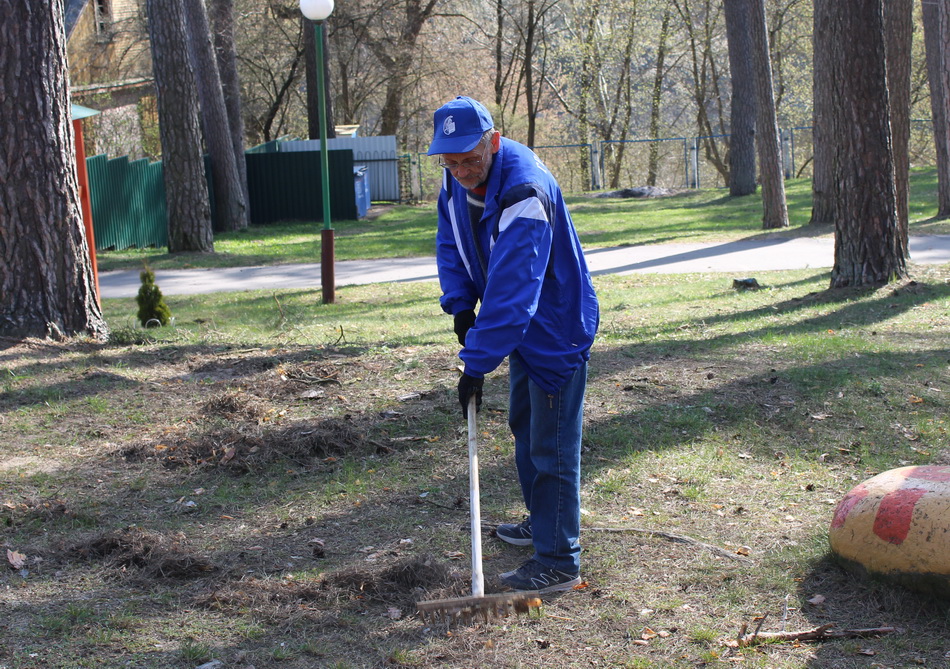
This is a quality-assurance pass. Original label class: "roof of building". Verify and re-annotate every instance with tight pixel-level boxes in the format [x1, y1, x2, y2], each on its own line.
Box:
[64, 0, 87, 38]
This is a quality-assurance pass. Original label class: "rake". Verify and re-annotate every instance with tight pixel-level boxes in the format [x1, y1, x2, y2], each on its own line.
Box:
[417, 396, 542, 624]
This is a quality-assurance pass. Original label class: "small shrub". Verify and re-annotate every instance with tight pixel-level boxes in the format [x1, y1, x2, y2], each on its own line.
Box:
[136, 267, 171, 327]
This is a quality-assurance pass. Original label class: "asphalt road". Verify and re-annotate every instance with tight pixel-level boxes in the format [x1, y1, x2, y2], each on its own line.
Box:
[98, 235, 950, 298]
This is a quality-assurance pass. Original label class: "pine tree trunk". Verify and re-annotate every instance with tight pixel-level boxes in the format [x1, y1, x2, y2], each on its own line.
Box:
[921, 0, 950, 217]
[183, 0, 247, 232]
[885, 0, 913, 255]
[0, 0, 107, 339]
[750, 0, 788, 228]
[829, 0, 906, 287]
[208, 0, 250, 216]
[810, 0, 835, 225]
[724, 0, 757, 196]
[146, 0, 213, 253]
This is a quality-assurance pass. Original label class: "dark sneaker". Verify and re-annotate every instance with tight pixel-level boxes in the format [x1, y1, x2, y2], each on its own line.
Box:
[495, 517, 533, 546]
[499, 559, 581, 594]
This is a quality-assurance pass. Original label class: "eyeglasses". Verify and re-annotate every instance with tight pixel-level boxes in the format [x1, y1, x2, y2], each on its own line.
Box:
[439, 156, 485, 171]
[439, 140, 490, 171]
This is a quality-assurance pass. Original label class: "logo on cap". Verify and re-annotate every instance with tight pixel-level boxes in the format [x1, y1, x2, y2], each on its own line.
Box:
[442, 116, 456, 136]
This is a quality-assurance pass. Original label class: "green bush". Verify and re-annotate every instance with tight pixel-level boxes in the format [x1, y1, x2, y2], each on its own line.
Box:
[136, 267, 171, 328]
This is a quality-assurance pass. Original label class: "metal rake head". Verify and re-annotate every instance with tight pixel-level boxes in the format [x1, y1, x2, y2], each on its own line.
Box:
[417, 591, 542, 625]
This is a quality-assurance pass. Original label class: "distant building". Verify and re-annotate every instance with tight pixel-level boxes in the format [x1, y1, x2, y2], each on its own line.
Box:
[65, 0, 156, 159]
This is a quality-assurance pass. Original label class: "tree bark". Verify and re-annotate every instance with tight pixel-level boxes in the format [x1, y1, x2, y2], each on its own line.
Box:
[146, 0, 213, 253]
[724, 0, 757, 196]
[750, 0, 788, 228]
[207, 0, 250, 213]
[0, 0, 107, 339]
[829, 0, 906, 287]
[884, 0, 913, 255]
[183, 0, 247, 232]
[810, 0, 835, 225]
[921, 0, 950, 217]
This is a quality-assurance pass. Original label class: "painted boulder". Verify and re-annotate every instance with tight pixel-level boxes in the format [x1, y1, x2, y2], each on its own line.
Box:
[829, 465, 950, 598]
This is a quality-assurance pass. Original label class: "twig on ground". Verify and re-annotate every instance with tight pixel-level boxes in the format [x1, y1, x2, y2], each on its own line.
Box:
[586, 526, 751, 562]
[335, 325, 346, 345]
[724, 623, 899, 648]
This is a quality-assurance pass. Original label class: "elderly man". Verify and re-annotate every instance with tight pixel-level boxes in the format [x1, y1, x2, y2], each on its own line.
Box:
[428, 96, 599, 594]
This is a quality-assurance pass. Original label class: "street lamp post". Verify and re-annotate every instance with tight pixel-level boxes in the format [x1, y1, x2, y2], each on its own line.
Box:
[299, 0, 335, 304]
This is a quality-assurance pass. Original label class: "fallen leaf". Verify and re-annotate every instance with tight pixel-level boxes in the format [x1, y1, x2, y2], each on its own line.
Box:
[807, 594, 826, 605]
[735, 545, 751, 556]
[7, 549, 26, 569]
[857, 648, 876, 656]
[641, 627, 658, 640]
[220, 447, 236, 464]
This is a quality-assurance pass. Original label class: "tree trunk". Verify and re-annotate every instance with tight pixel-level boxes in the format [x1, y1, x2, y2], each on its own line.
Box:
[207, 0, 250, 214]
[647, 10, 671, 187]
[724, 0, 757, 196]
[884, 0, 913, 255]
[750, 0, 788, 228]
[829, 0, 906, 287]
[524, 0, 537, 148]
[921, 0, 950, 217]
[183, 0, 247, 233]
[0, 0, 107, 339]
[146, 0, 213, 253]
[810, 0, 835, 225]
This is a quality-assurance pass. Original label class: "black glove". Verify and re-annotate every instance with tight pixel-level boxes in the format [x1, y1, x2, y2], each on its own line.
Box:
[458, 373, 483, 418]
[453, 309, 476, 346]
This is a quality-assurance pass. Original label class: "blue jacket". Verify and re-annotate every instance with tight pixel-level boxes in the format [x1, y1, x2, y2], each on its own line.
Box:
[436, 138, 599, 394]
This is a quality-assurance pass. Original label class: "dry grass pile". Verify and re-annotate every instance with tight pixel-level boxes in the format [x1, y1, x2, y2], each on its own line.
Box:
[69, 527, 217, 578]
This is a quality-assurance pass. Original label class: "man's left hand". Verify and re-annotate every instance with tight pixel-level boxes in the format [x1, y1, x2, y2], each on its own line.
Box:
[458, 373, 483, 417]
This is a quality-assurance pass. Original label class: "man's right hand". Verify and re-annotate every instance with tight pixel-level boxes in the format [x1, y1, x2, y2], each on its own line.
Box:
[458, 373, 483, 417]
[453, 309, 476, 346]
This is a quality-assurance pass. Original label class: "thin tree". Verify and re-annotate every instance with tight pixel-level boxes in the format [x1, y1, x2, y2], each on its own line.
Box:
[183, 0, 247, 232]
[333, 0, 441, 137]
[724, 0, 757, 196]
[304, 16, 336, 141]
[749, 0, 788, 228]
[885, 0, 913, 255]
[828, 0, 906, 287]
[810, 0, 835, 225]
[921, 0, 950, 217]
[147, 0, 214, 253]
[0, 0, 107, 339]
[208, 0, 250, 211]
[647, 9, 672, 187]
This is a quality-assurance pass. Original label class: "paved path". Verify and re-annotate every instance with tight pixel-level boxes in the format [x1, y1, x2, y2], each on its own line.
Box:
[98, 235, 950, 298]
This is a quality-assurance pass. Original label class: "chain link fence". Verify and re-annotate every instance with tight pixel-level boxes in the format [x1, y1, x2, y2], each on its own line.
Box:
[401, 120, 937, 201]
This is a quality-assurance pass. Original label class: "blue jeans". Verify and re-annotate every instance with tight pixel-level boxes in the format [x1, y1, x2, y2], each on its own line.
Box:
[508, 355, 587, 574]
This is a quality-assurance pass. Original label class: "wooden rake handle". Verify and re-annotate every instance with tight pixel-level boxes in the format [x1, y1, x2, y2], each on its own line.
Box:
[468, 395, 484, 598]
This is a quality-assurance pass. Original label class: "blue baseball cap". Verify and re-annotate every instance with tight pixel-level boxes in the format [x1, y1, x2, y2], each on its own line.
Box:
[427, 96, 494, 155]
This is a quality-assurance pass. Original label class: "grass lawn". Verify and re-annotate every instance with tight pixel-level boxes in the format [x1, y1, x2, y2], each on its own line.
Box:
[95, 168, 950, 272]
[1, 174, 949, 668]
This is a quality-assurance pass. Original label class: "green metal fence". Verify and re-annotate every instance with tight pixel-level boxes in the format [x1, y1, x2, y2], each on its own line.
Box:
[245, 149, 356, 224]
[87, 154, 167, 250]
[87, 148, 357, 250]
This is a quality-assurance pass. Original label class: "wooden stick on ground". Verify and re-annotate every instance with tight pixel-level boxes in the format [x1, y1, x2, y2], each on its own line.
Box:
[587, 526, 752, 562]
[724, 623, 899, 648]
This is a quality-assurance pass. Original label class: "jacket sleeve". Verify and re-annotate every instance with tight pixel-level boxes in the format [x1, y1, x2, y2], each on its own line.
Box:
[435, 181, 478, 316]
[461, 184, 552, 377]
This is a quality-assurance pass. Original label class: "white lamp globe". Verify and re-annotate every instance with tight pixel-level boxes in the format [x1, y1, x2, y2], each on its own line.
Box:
[300, 0, 334, 20]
